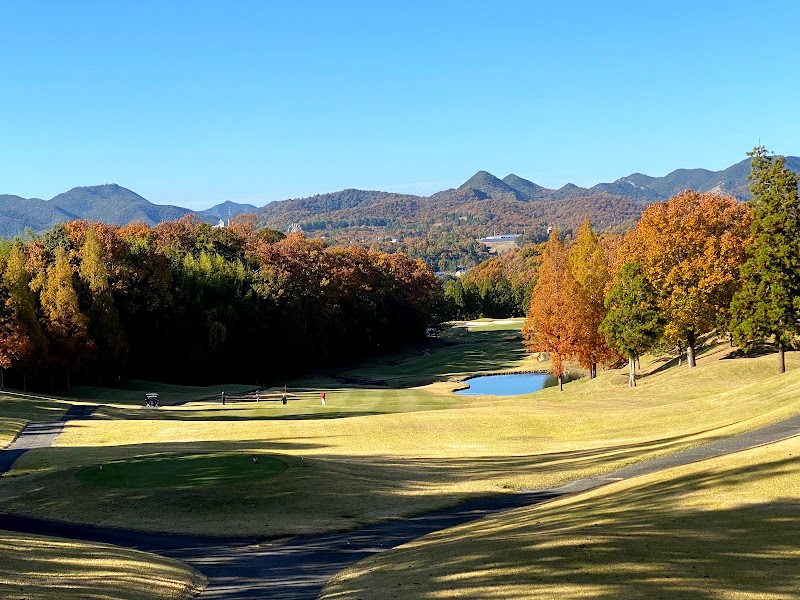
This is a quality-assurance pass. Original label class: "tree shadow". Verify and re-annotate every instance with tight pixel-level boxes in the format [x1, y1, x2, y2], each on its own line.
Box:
[0, 426, 736, 540]
[323, 455, 800, 599]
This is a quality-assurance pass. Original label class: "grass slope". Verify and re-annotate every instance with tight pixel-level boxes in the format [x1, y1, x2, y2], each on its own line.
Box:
[0, 327, 798, 538]
[0, 530, 205, 600]
[322, 432, 800, 600]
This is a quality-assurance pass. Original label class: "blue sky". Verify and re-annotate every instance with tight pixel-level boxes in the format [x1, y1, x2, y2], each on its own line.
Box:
[2, 1, 798, 209]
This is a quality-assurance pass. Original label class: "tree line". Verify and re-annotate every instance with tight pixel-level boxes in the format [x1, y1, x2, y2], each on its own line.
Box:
[0, 217, 442, 389]
[523, 148, 800, 387]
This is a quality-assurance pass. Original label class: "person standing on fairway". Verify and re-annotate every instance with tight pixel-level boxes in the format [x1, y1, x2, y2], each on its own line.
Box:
[221, 390, 226, 405]
[320, 391, 326, 406]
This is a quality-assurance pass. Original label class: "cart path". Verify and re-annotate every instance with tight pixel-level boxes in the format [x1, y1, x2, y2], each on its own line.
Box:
[0, 411, 799, 599]
[0, 404, 97, 474]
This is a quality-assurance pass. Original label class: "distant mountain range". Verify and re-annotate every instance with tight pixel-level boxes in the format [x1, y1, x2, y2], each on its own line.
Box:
[0, 185, 257, 238]
[2, 156, 799, 241]
[255, 156, 800, 234]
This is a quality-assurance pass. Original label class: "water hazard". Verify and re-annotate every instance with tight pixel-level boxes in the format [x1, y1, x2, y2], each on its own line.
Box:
[455, 373, 552, 396]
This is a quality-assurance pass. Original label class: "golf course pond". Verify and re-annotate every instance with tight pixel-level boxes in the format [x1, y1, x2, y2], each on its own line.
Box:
[455, 373, 553, 396]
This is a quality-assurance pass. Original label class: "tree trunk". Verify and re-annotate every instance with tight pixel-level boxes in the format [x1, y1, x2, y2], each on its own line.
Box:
[677, 342, 683, 366]
[66, 371, 70, 390]
[729, 332, 734, 348]
[778, 340, 786, 374]
[558, 374, 563, 391]
[0, 368, 3, 391]
[628, 357, 636, 387]
[687, 329, 696, 368]
[23, 372, 27, 391]
[590, 363, 597, 379]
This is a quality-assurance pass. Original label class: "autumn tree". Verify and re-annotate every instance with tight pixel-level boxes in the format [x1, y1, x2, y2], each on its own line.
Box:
[0, 254, 28, 389]
[3, 245, 46, 387]
[600, 263, 664, 387]
[523, 229, 579, 390]
[568, 218, 616, 377]
[79, 227, 127, 378]
[621, 191, 750, 367]
[730, 147, 800, 373]
[39, 248, 95, 387]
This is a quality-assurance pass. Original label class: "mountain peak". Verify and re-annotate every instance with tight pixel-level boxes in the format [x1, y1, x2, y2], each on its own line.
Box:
[459, 171, 523, 200]
[502, 174, 550, 201]
[59, 183, 142, 199]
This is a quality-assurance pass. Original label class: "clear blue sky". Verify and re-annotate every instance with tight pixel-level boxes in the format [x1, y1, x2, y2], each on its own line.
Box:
[2, 1, 798, 209]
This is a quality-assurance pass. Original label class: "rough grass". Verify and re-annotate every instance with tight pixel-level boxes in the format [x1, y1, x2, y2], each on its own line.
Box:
[1, 332, 798, 537]
[0, 530, 205, 600]
[321, 432, 800, 600]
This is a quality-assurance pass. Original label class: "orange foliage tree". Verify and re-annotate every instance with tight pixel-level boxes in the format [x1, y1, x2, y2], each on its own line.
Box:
[523, 229, 580, 390]
[620, 191, 751, 367]
[568, 218, 617, 377]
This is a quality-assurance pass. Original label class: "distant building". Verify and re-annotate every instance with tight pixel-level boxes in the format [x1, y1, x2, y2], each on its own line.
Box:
[213, 218, 226, 229]
[479, 234, 522, 244]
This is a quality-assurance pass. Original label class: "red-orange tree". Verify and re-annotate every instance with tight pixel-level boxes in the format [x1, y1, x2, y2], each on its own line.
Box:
[621, 191, 751, 367]
[523, 229, 580, 390]
[568, 218, 617, 377]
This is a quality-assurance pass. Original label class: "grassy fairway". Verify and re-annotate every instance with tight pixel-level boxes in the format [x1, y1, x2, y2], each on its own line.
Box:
[77, 451, 288, 488]
[321, 433, 800, 600]
[0, 530, 205, 600]
[1, 325, 799, 538]
[62, 380, 255, 406]
[0, 392, 71, 447]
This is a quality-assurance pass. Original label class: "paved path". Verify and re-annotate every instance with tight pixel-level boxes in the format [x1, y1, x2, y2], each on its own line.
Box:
[0, 410, 799, 599]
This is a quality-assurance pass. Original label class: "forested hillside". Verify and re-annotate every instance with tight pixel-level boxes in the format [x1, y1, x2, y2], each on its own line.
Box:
[0, 217, 441, 389]
[256, 156, 800, 270]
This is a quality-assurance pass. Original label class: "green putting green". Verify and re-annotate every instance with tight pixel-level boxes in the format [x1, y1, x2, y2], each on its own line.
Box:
[77, 452, 288, 489]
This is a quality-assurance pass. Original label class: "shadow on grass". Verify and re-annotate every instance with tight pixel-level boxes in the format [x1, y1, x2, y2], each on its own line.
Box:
[332, 329, 529, 388]
[723, 341, 779, 359]
[0, 424, 735, 539]
[325, 456, 800, 599]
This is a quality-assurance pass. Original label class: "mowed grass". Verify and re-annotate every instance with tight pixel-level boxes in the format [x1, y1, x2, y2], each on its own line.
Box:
[1, 329, 798, 537]
[335, 326, 535, 387]
[0, 392, 71, 447]
[77, 451, 288, 488]
[61, 379, 255, 406]
[0, 530, 205, 600]
[322, 432, 800, 600]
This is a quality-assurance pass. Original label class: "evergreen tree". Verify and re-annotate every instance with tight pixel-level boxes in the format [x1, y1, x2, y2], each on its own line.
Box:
[730, 147, 800, 373]
[600, 263, 664, 387]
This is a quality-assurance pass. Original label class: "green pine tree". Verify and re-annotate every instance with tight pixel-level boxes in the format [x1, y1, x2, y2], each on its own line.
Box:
[600, 263, 664, 387]
[730, 147, 800, 373]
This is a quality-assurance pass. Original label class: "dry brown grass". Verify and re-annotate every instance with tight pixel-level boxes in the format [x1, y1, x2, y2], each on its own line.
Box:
[322, 430, 800, 599]
[0, 530, 205, 600]
[1, 345, 797, 537]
